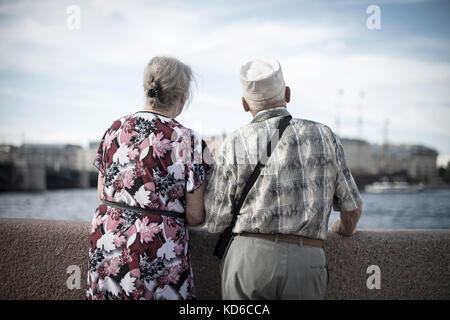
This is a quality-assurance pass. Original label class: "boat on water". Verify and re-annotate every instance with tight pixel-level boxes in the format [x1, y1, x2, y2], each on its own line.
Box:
[364, 181, 424, 193]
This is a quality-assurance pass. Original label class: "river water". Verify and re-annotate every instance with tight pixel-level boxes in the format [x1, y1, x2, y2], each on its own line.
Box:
[0, 188, 449, 229]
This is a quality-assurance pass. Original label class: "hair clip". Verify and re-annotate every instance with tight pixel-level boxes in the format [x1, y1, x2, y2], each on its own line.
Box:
[148, 79, 161, 99]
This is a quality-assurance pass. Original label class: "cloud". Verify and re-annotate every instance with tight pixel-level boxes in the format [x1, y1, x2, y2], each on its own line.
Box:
[0, 0, 448, 160]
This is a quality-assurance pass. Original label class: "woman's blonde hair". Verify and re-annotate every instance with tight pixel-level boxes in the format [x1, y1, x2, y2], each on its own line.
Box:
[143, 56, 194, 111]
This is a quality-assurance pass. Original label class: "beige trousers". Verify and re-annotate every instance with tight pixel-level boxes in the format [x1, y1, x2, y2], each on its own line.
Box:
[220, 235, 328, 300]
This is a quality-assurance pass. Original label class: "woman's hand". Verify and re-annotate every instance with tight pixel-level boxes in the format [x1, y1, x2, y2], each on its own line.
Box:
[97, 172, 104, 202]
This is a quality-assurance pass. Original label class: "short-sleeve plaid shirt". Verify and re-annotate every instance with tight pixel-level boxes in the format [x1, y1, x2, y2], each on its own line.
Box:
[205, 107, 362, 240]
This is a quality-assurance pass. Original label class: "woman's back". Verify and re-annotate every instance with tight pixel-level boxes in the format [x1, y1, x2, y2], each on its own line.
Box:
[87, 56, 211, 300]
[94, 111, 210, 213]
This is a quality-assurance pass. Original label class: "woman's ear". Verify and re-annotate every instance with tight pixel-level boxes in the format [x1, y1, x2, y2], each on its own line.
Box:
[285, 86, 291, 103]
[181, 93, 187, 106]
[242, 97, 250, 112]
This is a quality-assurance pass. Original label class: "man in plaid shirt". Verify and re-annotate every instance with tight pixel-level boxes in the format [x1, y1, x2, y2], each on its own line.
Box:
[205, 59, 363, 300]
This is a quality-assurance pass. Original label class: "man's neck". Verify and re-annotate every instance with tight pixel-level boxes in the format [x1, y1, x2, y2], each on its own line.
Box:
[251, 104, 286, 118]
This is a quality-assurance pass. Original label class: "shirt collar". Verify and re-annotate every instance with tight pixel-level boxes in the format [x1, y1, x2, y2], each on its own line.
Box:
[251, 106, 291, 123]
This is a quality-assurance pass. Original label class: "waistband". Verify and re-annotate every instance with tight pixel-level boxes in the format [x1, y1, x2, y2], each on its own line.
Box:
[102, 200, 185, 219]
[239, 232, 324, 248]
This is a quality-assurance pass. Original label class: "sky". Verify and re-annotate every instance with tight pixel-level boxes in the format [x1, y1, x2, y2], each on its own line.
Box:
[0, 0, 449, 165]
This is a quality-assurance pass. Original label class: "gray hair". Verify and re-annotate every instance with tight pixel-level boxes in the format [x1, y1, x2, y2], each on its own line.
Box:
[143, 56, 194, 110]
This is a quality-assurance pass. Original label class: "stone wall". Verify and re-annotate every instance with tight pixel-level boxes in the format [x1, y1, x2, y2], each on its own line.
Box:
[0, 218, 449, 299]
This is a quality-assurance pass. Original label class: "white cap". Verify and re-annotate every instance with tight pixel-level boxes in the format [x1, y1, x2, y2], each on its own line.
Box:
[239, 59, 286, 106]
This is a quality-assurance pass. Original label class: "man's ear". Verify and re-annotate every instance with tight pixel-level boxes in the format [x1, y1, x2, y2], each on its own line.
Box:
[242, 97, 250, 112]
[285, 86, 291, 103]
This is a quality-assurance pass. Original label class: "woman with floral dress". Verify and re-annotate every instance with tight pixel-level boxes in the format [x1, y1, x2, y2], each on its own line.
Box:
[86, 56, 212, 300]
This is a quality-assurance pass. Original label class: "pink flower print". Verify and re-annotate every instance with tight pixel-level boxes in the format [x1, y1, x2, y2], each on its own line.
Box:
[94, 152, 103, 166]
[122, 170, 134, 189]
[132, 288, 144, 300]
[168, 184, 184, 202]
[107, 207, 121, 220]
[157, 271, 169, 288]
[150, 132, 172, 158]
[136, 216, 161, 244]
[176, 137, 190, 163]
[167, 264, 180, 284]
[120, 247, 132, 265]
[163, 216, 182, 240]
[104, 130, 118, 151]
[147, 192, 164, 210]
[105, 257, 121, 276]
[113, 234, 126, 247]
[133, 159, 146, 178]
[113, 177, 124, 193]
[174, 242, 184, 256]
[91, 213, 103, 234]
[95, 292, 106, 300]
[128, 147, 139, 161]
[98, 265, 107, 280]
[123, 118, 137, 134]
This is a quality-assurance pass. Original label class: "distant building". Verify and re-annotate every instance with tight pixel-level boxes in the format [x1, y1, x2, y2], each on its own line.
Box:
[86, 141, 101, 173]
[0, 145, 19, 163]
[407, 145, 438, 181]
[0, 133, 438, 191]
[0, 143, 91, 191]
[19, 143, 87, 171]
[203, 136, 438, 183]
[339, 138, 378, 175]
[341, 139, 438, 182]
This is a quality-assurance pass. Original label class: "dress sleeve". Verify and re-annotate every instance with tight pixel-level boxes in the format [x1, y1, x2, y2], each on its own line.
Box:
[93, 130, 108, 177]
[185, 130, 213, 193]
[332, 134, 363, 212]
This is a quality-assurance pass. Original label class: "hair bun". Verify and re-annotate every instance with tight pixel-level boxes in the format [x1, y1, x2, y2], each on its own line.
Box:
[148, 80, 161, 98]
[148, 88, 157, 98]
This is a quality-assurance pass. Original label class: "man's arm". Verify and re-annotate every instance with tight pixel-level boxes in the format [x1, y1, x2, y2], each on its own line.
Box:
[330, 132, 363, 236]
[330, 206, 362, 236]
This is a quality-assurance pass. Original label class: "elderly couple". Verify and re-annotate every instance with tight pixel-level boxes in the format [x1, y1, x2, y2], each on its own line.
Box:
[86, 56, 363, 300]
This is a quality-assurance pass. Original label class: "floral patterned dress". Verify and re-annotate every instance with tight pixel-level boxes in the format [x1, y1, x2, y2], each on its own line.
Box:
[86, 111, 212, 300]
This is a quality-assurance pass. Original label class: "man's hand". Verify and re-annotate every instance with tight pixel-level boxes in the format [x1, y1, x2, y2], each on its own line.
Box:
[330, 218, 342, 234]
[330, 207, 362, 237]
[330, 218, 356, 236]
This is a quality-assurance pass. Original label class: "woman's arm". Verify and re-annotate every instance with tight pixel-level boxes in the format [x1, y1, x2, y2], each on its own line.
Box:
[97, 172, 104, 202]
[185, 181, 207, 227]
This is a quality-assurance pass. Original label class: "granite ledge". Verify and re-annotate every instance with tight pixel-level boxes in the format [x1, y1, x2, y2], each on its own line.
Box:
[0, 218, 449, 300]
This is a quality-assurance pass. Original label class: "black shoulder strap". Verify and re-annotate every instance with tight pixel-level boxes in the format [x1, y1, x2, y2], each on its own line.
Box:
[225, 115, 292, 234]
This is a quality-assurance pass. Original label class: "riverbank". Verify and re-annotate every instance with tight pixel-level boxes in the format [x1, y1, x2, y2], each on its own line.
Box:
[3, 188, 450, 229]
[0, 218, 449, 299]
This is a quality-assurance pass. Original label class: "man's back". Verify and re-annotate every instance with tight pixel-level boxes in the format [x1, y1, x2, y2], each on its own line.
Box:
[206, 107, 362, 240]
[206, 58, 363, 300]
